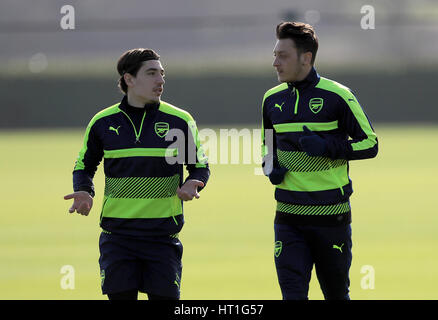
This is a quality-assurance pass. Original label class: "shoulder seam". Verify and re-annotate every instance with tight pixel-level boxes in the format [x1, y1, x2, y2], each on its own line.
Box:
[159, 101, 194, 123]
[89, 103, 121, 127]
[316, 77, 353, 102]
[263, 83, 288, 100]
[262, 83, 288, 110]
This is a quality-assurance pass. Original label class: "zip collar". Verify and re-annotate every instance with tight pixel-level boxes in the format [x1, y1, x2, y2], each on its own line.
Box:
[118, 96, 160, 144]
[119, 95, 160, 114]
[287, 67, 320, 91]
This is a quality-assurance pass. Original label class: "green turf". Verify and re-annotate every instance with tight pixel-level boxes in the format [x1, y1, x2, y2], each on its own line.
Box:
[0, 125, 437, 299]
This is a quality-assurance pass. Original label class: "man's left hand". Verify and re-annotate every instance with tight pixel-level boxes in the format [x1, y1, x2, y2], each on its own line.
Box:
[177, 179, 205, 201]
[298, 126, 328, 157]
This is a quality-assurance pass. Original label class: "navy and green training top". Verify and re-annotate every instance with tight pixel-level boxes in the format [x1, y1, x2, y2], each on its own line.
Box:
[261, 67, 378, 226]
[72, 96, 210, 237]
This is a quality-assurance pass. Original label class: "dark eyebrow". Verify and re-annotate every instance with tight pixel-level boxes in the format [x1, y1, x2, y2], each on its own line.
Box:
[145, 67, 165, 73]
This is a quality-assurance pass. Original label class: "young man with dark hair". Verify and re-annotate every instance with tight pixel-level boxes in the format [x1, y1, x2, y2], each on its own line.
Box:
[261, 22, 378, 300]
[64, 48, 210, 300]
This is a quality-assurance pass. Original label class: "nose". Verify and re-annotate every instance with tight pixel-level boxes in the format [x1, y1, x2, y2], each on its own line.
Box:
[157, 74, 165, 85]
[272, 57, 280, 68]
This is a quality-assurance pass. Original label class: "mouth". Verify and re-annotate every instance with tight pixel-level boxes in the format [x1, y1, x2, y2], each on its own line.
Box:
[153, 87, 163, 94]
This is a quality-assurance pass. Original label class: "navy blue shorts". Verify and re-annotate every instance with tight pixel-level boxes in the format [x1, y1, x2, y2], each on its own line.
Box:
[98, 231, 183, 298]
[274, 223, 352, 300]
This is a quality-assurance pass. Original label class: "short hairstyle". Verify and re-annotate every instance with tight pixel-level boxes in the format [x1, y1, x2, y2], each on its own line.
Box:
[276, 22, 318, 65]
[117, 48, 160, 94]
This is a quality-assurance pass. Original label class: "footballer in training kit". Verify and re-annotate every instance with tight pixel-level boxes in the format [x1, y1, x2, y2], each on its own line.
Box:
[65, 48, 209, 300]
[261, 22, 378, 300]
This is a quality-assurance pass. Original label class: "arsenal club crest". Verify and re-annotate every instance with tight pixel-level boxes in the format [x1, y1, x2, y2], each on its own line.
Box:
[154, 122, 170, 138]
[309, 98, 324, 114]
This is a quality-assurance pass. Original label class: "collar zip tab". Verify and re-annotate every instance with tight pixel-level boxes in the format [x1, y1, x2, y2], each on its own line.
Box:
[292, 87, 299, 115]
[119, 109, 147, 145]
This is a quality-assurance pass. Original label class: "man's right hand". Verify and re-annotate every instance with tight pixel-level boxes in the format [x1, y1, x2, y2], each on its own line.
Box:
[268, 167, 288, 185]
[64, 191, 93, 216]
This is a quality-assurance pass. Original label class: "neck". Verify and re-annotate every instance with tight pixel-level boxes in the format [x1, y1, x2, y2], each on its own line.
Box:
[295, 65, 312, 82]
[127, 93, 158, 108]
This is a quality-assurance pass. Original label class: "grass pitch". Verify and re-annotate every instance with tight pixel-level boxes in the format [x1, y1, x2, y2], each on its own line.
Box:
[0, 125, 437, 299]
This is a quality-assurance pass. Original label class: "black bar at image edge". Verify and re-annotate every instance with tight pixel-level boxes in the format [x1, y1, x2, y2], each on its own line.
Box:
[0, 300, 436, 317]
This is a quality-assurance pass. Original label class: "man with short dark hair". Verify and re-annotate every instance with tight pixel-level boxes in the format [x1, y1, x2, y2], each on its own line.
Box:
[64, 48, 209, 300]
[261, 22, 378, 300]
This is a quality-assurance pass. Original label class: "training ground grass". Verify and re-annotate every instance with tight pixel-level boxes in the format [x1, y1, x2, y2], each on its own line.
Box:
[0, 125, 437, 299]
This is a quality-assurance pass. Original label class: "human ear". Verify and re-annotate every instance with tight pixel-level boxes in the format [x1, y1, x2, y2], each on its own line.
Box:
[302, 52, 313, 66]
[124, 73, 135, 87]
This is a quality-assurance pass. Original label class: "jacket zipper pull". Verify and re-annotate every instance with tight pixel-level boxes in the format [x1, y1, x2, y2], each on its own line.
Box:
[120, 109, 146, 145]
[134, 111, 146, 144]
[292, 88, 299, 115]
